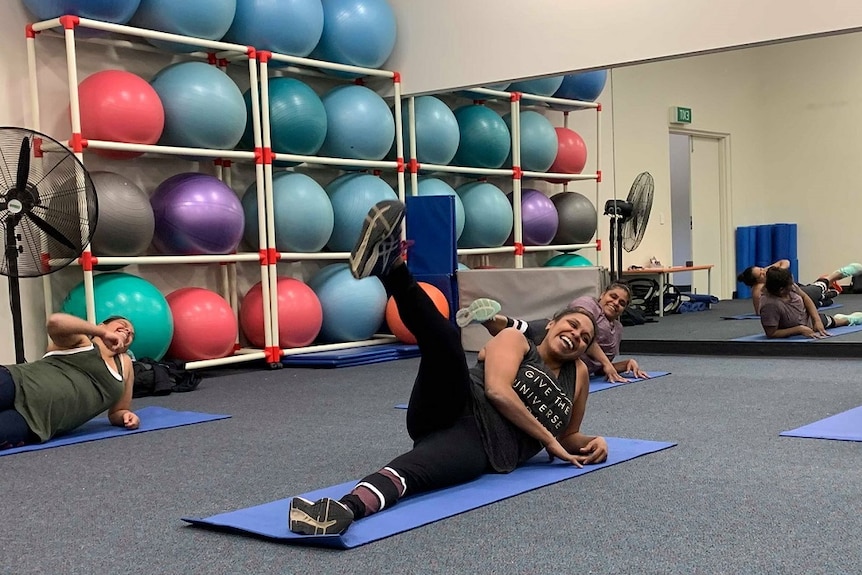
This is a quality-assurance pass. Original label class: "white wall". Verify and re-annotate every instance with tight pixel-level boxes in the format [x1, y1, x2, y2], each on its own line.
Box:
[386, 0, 862, 96]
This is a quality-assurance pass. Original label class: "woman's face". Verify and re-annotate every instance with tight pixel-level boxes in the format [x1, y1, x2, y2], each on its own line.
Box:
[598, 287, 629, 321]
[544, 311, 595, 360]
[105, 318, 135, 352]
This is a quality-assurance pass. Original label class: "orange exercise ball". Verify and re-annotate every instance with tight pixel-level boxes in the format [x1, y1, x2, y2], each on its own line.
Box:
[385, 282, 450, 344]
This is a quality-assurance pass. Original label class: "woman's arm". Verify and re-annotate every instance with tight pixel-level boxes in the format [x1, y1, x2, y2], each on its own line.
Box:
[45, 313, 108, 351]
[481, 329, 583, 465]
[557, 361, 608, 464]
[108, 354, 139, 429]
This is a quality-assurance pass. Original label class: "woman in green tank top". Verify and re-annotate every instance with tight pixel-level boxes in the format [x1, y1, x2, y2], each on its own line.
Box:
[0, 314, 139, 448]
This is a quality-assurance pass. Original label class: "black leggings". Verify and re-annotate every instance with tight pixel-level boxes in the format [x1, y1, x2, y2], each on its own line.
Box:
[0, 367, 35, 449]
[379, 265, 490, 494]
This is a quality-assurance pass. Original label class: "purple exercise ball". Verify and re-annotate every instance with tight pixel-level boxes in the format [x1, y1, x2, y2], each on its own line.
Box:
[151, 173, 245, 255]
[511, 189, 559, 246]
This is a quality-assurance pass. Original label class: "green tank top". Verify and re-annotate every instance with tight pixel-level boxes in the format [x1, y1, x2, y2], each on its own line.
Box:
[7, 345, 125, 442]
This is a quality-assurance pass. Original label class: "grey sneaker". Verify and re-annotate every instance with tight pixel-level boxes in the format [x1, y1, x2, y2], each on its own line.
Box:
[349, 200, 406, 280]
[455, 298, 502, 328]
[288, 496, 354, 536]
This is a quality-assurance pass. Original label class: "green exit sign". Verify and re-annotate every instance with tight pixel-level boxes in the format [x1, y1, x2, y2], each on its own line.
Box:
[670, 106, 692, 124]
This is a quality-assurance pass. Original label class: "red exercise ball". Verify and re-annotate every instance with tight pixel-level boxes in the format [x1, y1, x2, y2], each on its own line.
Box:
[385, 282, 450, 344]
[166, 287, 237, 361]
[78, 70, 164, 160]
[545, 127, 587, 184]
[240, 277, 323, 349]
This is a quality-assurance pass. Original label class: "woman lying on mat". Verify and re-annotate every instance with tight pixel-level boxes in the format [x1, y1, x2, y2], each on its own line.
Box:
[456, 282, 648, 383]
[738, 258, 862, 314]
[760, 267, 862, 339]
[289, 200, 607, 536]
[0, 313, 139, 449]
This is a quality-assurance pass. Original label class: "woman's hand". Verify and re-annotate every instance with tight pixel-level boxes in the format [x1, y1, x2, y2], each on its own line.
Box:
[603, 367, 629, 383]
[578, 436, 608, 464]
[544, 438, 586, 468]
[622, 359, 649, 380]
[122, 411, 140, 430]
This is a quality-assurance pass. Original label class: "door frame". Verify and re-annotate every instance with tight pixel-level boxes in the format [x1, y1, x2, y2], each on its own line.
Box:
[669, 128, 733, 298]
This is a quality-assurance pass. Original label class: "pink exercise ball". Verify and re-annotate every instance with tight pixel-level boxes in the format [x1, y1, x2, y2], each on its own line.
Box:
[166, 287, 237, 361]
[545, 127, 588, 184]
[78, 70, 164, 160]
[240, 277, 323, 348]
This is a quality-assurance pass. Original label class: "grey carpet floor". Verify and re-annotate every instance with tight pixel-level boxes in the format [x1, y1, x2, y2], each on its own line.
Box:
[2, 352, 861, 574]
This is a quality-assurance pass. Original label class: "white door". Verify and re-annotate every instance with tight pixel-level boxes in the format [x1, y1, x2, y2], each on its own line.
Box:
[689, 136, 723, 297]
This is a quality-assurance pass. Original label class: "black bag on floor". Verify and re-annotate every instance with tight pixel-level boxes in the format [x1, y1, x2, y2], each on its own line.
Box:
[132, 358, 202, 398]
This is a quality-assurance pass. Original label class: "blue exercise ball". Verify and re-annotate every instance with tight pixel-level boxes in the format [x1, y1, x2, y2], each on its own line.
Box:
[452, 105, 511, 169]
[150, 62, 246, 150]
[416, 177, 464, 241]
[61, 272, 174, 361]
[508, 76, 565, 97]
[503, 110, 558, 172]
[456, 181, 513, 248]
[22, 0, 140, 23]
[241, 172, 333, 252]
[130, 0, 236, 52]
[457, 82, 510, 100]
[309, 263, 387, 342]
[239, 77, 327, 160]
[325, 173, 398, 251]
[311, 0, 397, 72]
[223, 0, 323, 57]
[551, 70, 608, 111]
[318, 84, 395, 161]
[396, 96, 460, 165]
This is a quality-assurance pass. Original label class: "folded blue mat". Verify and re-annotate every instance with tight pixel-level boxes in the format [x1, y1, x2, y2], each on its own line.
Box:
[281, 343, 420, 368]
[0, 406, 230, 456]
[731, 323, 862, 342]
[780, 405, 862, 441]
[722, 303, 842, 320]
[183, 436, 675, 549]
[394, 371, 670, 409]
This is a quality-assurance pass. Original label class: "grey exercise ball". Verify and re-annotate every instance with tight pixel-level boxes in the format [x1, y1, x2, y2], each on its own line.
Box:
[550, 191, 597, 244]
[90, 171, 155, 257]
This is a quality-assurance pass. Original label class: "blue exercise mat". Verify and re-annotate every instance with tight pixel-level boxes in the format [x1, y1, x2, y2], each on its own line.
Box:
[183, 436, 675, 549]
[780, 405, 862, 442]
[731, 323, 862, 342]
[394, 371, 670, 409]
[281, 343, 420, 368]
[722, 303, 842, 320]
[0, 406, 230, 456]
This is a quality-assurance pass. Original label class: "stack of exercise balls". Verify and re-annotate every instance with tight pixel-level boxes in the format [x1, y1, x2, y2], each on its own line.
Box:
[150, 173, 245, 255]
[77, 70, 164, 160]
[325, 173, 398, 251]
[241, 172, 333, 252]
[309, 264, 387, 342]
[62, 272, 174, 361]
[511, 189, 559, 246]
[240, 278, 323, 348]
[166, 287, 237, 361]
[457, 181, 513, 248]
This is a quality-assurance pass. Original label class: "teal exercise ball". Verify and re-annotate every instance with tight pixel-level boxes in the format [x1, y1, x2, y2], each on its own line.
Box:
[309, 263, 387, 342]
[319, 84, 395, 162]
[544, 253, 593, 267]
[503, 110, 558, 172]
[61, 273, 174, 361]
[456, 181, 513, 248]
[452, 105, 511, 169]
[325, 173, 398, 252]
[394, 95, 460, 165]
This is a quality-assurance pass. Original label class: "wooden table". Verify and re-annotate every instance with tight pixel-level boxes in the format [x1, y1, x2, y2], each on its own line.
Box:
[621, 265, 714, 317]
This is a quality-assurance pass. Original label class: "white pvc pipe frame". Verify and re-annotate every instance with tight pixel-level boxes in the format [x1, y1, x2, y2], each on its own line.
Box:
[25, 16, 602, 370]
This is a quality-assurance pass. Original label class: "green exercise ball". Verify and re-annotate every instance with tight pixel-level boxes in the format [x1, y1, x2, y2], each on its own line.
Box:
[544, 253, 593, 267]
[61, 272, 174, 361]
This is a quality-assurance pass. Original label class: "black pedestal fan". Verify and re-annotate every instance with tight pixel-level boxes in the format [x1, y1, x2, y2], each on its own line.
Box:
[604, 171, 654, 281]
[0, 127, 97, 363]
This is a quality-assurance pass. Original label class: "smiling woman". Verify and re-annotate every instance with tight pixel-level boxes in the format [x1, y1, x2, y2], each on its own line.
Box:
[287, 200, 608, 537]
[0, 314, 139, 449]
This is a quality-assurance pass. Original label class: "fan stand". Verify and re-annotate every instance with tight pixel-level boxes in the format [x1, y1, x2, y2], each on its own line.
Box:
[5, 209, 26, 363]
[603, 199, 633, 282]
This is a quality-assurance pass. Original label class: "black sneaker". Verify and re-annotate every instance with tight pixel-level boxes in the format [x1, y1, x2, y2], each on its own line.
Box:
[349, 200, 405, 280]
[288, 496, 354, 536]
[824, 289, 839, 300]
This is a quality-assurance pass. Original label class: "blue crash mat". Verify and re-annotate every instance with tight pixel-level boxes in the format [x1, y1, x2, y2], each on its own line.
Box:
[731, 323, 862, 342]
[722, 303, 842, 320]
[281, 343, 420, 368]
[394, 371, 671, 409]
[780, 405, 862, 441]
[0, 406, 230, 456]
[183, 436, 675, 549]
